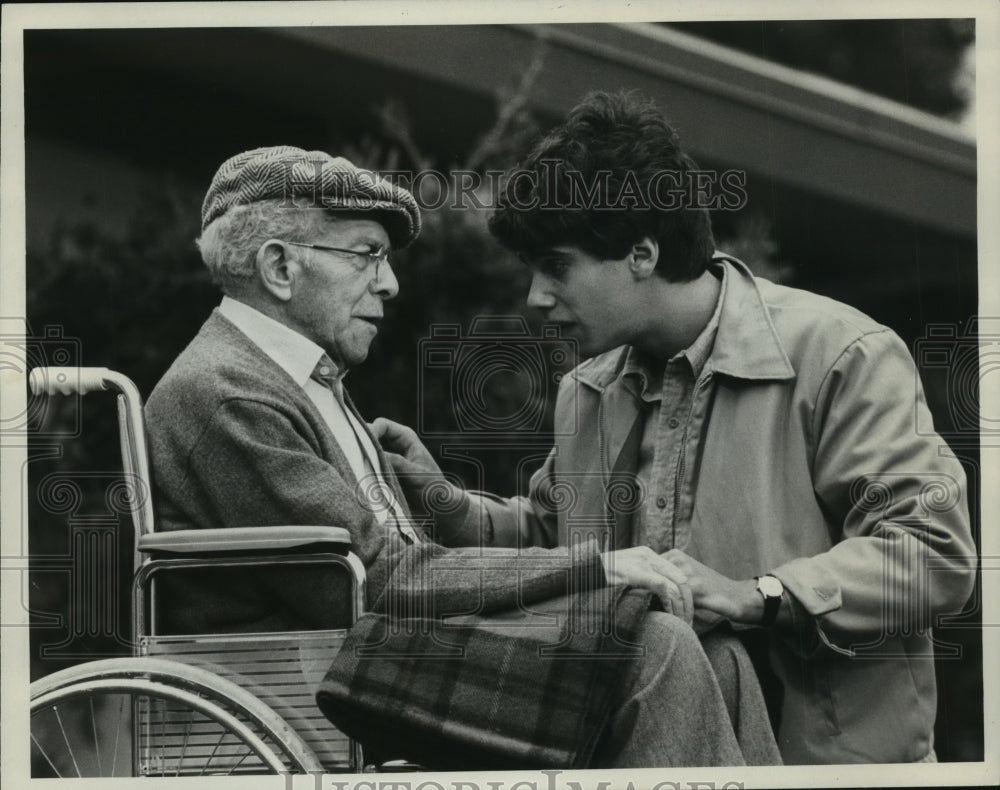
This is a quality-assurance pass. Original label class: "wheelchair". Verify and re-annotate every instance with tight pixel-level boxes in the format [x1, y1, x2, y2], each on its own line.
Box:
[28, 366, 410, 777]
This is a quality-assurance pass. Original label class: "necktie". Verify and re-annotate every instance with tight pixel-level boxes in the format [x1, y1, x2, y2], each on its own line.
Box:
[310, 356, 423, 544]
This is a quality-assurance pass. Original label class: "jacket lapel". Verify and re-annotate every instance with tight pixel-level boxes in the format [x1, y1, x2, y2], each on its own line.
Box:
[604, 379, 643, 479]
[568, 352, 644, 550]
[340, 389, 414, 522]
[607, 416, 644, 549]
[572, 349, 643, 478]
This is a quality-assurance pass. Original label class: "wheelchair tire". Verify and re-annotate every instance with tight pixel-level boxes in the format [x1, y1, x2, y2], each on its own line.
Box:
[30, 656, 324, 777]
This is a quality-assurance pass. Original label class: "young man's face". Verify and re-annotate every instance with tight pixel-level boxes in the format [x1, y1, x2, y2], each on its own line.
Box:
[523, 245, 643, 358]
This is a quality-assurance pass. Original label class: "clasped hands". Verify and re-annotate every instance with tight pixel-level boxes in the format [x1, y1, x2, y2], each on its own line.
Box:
[602, 546, 763, 631]
[372, 417, 763, 630]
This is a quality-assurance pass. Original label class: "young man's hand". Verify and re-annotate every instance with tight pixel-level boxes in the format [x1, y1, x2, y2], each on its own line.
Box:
[369, 417, 472, 541]
[599, 546, 694, 625]
[370, 417, 443, 477]
[661, 548, 764, 626]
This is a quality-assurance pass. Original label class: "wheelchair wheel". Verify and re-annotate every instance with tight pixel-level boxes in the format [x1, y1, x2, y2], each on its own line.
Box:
[30, 657, 324, 777]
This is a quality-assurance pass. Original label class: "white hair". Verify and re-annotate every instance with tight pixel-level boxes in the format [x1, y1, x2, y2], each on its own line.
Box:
[196, 200, 326, 294]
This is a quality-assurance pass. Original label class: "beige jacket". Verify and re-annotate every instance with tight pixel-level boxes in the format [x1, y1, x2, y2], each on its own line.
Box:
[482, 257, 976, 763]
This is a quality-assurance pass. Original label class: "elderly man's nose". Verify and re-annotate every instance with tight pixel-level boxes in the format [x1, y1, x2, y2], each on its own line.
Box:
[371, 261, 399, 299]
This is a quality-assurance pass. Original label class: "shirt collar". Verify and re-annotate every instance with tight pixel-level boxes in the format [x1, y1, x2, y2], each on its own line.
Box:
[684, 263, 725, 375]
[218, 296, 342, 388]
[574, 254, 794, 392]
[621, 264, 725, 400]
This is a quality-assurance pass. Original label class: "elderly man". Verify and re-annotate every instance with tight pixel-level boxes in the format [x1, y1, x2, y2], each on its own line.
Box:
[144, 145, 781, 770]
[378, 92, 978, 764]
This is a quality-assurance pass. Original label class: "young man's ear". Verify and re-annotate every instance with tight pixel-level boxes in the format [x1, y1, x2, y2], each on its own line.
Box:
[628, 236, 660, 279]
[256, 240, 299, 301]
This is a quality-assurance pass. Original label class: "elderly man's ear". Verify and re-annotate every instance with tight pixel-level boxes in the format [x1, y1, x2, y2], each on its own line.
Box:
[256, 240, 298, 302]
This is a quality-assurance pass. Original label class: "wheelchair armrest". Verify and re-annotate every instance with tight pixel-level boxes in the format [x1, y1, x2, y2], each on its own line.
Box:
[137, 526, 352, 555]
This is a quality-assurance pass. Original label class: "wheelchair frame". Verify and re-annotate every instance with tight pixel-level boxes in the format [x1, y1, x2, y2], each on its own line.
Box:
[27, 366, 376, 776]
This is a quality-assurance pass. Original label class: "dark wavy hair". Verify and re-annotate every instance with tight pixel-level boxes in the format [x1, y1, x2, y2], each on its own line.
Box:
[488, 91, 715, 281]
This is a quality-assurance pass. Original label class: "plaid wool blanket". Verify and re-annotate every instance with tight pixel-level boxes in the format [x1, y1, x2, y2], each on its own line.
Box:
[316, 584, 652, 770]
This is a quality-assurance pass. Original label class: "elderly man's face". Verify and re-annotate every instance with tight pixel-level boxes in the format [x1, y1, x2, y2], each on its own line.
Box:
[286, 216, 398, 368]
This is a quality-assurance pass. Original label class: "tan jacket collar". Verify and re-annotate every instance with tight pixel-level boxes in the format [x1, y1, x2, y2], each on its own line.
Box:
[573, 254, 795, 392]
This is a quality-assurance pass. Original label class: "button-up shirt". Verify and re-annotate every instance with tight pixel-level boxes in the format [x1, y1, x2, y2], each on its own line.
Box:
[622, 266, 724, 552]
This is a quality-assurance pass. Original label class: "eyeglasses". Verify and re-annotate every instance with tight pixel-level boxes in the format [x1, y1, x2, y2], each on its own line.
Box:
[286, 241, 391, 280]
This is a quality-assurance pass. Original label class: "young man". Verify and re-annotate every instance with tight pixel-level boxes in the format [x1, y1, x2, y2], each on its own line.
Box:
[144, 145, 780, 769]
[378, 92, 977, 763]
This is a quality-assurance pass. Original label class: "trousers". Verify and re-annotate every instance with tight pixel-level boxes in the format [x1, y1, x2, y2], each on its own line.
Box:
[593, 612, 783, 767]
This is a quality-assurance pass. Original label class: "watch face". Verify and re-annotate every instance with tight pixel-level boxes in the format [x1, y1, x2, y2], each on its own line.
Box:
[758, 575, 783, 598]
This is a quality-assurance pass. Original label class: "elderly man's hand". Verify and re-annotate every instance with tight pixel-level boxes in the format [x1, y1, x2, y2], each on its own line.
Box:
[599, 546, 694, 625]
[661, 548, 764, 627]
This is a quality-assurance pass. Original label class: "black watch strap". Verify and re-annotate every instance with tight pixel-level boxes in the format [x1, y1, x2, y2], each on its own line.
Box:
[760, 591, 781, 627]
[755, 575, 783, 627]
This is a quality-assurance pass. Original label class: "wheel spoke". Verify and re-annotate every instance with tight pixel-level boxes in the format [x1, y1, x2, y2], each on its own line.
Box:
[52, 704, 83, 777]
[227, 746, 253, 775]
[89, 695, 102, 775]
[175, 711, 193, 776]
[201, 725, 230, 776]
[30, 726, 63, 778]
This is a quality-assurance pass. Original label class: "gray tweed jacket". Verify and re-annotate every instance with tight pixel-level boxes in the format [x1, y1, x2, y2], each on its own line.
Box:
[144, 310, 608, 633]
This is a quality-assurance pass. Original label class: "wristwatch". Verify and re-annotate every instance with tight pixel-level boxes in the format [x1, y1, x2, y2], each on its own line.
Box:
[755, 575, 784, 627]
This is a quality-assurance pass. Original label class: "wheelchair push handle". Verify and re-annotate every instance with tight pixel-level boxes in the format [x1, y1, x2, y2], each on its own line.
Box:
[29, 366, 113, 397]
[30, 365, 157, 544]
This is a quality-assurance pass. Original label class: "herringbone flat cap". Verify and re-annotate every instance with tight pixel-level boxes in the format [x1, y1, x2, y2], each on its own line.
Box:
[201, 146, 421, 247]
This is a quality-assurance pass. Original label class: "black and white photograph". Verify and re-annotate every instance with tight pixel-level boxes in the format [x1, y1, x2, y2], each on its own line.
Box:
[1, 1, 996, 788]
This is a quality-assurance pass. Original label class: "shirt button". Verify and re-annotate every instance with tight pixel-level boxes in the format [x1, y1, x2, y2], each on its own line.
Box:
[667, 417, 680, 428]
[656, 496, 667, 508]
[319, 366, 331, 375]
